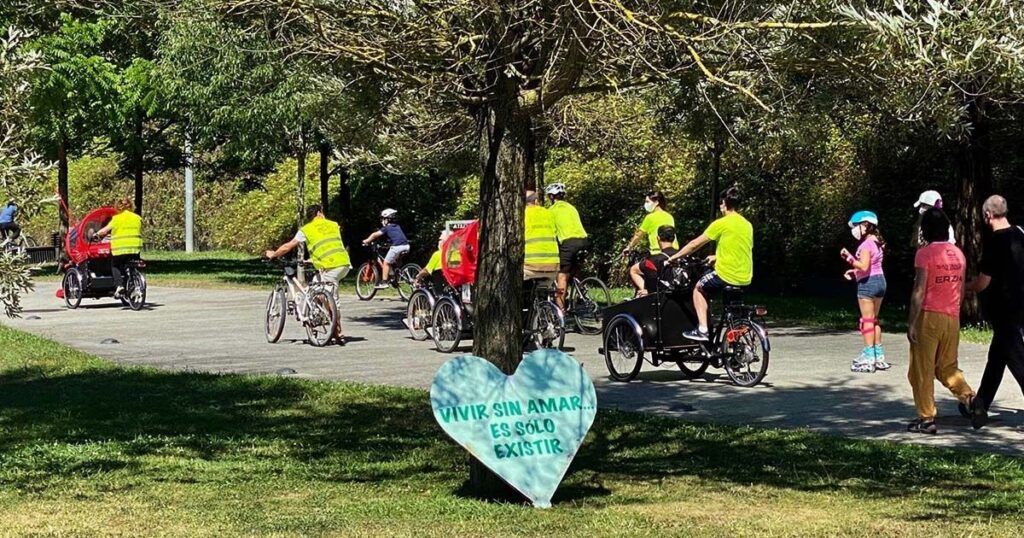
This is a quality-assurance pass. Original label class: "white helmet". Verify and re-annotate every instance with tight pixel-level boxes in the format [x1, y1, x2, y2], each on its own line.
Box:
[544, 183, 566, 196]
[380, 208, 398, 219]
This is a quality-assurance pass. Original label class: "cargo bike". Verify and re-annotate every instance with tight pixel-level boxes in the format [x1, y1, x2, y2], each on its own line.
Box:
[600, 256, 770, 387]
[58, 206, 147, 310]
[404, 221, 565, 353]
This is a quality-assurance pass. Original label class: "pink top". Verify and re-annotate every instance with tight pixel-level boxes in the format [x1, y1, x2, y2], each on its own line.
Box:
[914, 242, 965, 318]
[854, 237, 884, 280]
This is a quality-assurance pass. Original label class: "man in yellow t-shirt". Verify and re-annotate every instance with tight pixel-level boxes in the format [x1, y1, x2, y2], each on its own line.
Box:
[415, 230, 450, 285]
[667, 186, 753, 341]
[544, 183, 589, 308]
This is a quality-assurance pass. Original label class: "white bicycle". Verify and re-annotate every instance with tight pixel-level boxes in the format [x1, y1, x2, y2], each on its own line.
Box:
[264, 259, 339, 347]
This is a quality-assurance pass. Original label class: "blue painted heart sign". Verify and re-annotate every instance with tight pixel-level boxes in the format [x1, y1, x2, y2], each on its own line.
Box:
[430, 349, 598, 508]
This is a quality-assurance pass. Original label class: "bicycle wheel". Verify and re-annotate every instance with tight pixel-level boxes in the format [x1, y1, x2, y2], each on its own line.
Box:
[570, 276, 610, 335]
[529, 300, 565, 350]
[722, 319, 770, 387]
[304, 289, 337, 347]
[62, 268, 83, 309]
[265, 284, 287, 343]
[603, 315, 643, 382]
[355, 262, 380, 300]
[125, 269, 147, 311]
[22, 235, 37, 248]
[397, 263, 421, 301]
[406, 288, 434, 341]
[431, 297, 462, 353]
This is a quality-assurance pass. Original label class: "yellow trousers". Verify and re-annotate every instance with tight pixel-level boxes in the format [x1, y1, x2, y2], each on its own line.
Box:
[908, 311, 974, 420]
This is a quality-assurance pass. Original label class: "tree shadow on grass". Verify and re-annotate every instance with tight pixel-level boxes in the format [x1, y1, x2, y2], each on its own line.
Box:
[1, 364, 1023, 519]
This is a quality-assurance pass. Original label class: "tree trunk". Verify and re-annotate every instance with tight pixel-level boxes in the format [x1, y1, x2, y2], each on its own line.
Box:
[296, 128, 307, 280]
[338, 166, 352, 245]
[467, 96, 535, 503]
[319, 142, 330, 213]
[133, 112, 144, 215]
[709, 132, 724, 221]
[955, 99, 993, 323]
[58, 136, 69, 233]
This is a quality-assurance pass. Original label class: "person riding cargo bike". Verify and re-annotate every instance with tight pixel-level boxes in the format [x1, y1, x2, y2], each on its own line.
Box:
[666, 186, 754, 342]
[265, 205, 352, 341]
[91, 198, 144, 300]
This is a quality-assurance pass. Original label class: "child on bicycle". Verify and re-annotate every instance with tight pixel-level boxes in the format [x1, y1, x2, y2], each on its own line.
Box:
[842, 210, 889, 373]
[362, 208, 410, 290]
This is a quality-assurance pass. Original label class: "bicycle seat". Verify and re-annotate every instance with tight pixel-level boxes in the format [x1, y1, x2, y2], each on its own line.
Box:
[722, 286, 745, 306]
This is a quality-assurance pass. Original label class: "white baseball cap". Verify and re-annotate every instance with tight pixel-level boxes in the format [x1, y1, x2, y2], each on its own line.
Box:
[914, 190, 943, 209]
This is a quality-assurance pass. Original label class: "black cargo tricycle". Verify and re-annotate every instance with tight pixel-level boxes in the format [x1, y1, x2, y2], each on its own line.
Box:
[600, 257, 770, 387]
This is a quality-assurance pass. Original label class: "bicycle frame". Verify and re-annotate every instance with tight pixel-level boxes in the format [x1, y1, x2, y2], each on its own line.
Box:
[281, 270, 335, 324]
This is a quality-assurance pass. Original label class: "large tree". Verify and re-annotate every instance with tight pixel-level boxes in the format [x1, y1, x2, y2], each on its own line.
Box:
[229, 0, 840, 372]
[1, 26, 52, 317]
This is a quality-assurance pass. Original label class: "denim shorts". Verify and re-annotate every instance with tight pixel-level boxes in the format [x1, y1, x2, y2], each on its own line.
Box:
[857, 275, 887, 299]
[384, 244, 410, 264]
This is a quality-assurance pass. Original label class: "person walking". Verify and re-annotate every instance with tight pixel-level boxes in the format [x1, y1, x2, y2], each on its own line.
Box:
[841, 211, 889, 373]
[966, 195, 1024, 429]
[906, 208, 976, 434]
[913, 190, 956, 247]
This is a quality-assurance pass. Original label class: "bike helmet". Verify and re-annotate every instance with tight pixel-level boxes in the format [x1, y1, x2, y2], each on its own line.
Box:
[544, 183, 566, 196]
[848, 210, 878, 228]
[380, 208, 398, 220]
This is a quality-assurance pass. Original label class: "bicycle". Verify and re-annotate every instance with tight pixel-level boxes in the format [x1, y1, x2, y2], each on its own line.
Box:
[523, 279, 566, 351]
[354, 242, 422, 301]
[0, 230, 35, 257]
[561, 248, 611, 335]
[264, 259, 339, 347]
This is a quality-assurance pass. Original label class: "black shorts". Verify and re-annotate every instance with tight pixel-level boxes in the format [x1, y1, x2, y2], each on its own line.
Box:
[558, 238, 590, 273]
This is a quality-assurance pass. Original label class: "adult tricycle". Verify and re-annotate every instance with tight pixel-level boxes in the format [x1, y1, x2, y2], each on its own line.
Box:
[600, 257, 770, 387]
[58, 206, 147, 310]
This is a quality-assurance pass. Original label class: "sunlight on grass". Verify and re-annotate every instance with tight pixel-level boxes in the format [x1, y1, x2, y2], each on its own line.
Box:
[0, 325, 1022, 535]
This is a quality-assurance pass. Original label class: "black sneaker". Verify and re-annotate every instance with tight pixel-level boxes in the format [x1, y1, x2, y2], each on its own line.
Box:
[970, 397, 988, 430]
[683, 328, 709, 342]
[907, 418, 937, 434]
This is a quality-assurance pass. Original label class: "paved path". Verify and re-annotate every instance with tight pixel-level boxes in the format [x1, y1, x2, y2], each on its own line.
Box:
[7, 285, 1024, 456]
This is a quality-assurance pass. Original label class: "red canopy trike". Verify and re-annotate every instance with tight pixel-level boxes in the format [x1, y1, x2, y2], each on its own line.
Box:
[57, 206, 148, 310]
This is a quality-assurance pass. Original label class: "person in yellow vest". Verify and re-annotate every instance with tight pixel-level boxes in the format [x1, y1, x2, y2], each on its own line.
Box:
[415, 230, 451, 285]
[524, 190, 560, 282]
[544, 183, 589, 309]
[622, 190, 678, 292]
[92, 198, 143, 299]
[265, 205, 352, 341]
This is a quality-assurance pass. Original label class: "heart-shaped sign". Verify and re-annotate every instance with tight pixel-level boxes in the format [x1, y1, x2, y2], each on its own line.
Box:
[430, 349, 597, 508]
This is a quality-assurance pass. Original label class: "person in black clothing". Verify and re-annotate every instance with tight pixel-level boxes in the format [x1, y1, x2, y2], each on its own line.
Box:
[629, 225, 679, 296]
[966, 195, 1024, 429]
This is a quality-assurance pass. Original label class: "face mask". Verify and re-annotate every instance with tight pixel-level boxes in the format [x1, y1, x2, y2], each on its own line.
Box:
[851, 226, 863, 241]
[643, 201, 655, 213]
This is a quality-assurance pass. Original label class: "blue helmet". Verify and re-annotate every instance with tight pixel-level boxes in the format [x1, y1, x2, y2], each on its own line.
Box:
[848, 210, 878, 228]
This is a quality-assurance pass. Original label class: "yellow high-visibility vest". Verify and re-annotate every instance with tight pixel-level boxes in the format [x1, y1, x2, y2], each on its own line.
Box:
[110, 211, 143, 256]
[301, 217, 351, 270]
[524, 205, 559, 272]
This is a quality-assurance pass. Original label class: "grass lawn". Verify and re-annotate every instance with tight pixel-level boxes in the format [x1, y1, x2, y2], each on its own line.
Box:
[2, 325, 1023, 536]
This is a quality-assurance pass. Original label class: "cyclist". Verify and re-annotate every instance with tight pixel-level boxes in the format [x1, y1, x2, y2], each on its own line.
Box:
[92, 198, 143, 300]
[545, 183, 589, 309]
[524, 190, 559, 282]
[265, 204, 352, 340]
[630, 225, 679, 297]
[415, 230, 451, 284]
[362, 208, 409, 289]
[622, 190, 678, 291]
[666, 186, 753, 342]
[0, 199, 20, 248]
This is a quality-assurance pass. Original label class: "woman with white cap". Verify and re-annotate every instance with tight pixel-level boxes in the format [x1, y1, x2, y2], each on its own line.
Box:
[841, 211, 890, 373]
[914, 190, 956, 246]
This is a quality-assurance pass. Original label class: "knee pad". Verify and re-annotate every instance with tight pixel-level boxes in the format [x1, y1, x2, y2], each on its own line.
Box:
[859, 318, 877, 335]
